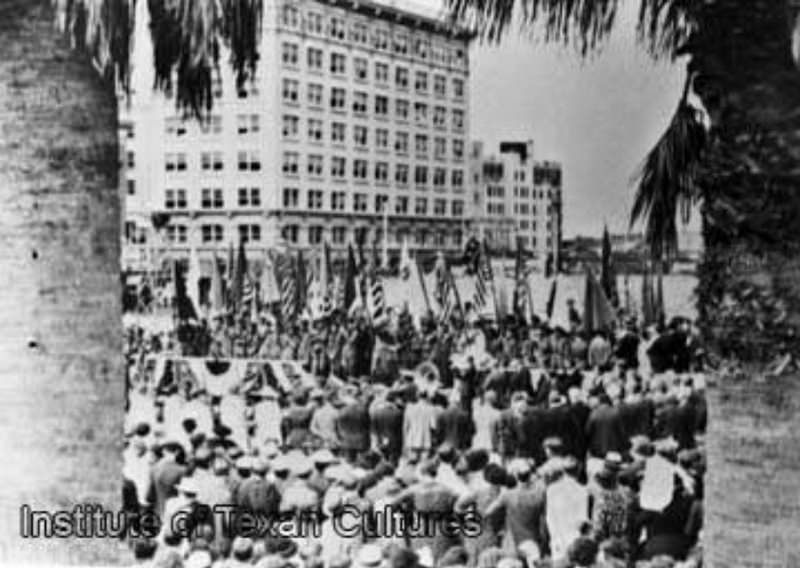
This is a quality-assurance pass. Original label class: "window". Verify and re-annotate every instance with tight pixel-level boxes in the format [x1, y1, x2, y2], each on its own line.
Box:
[238, 224, 261, 243]
[238, 81, 259, 99]
[283, 152, 299, 175]
[354, 57, 368, 81]
[309, 226, 324, 245]
[331, 87, 346, 110]
[238, 187, 261, 207]
[434, 137, 446, 160]
[307, 190, 323, 210]
[126, 179, 135, 195]
[282, 79, 299, 103]
[453, 109, 465, 131]
[414, 165, 428, 186]
[452, 170, 464, 188]
[126, 151, 135, 169]
[415, 38, 430, 59]
[374, 28, 389, 50]
[374, 95, 388, 117]
[414, 71, 428, 94]
[283, 188, 299, 208]
[307, 47, 323, 70]
[201, 187, 224, 209]
[353, 159, 368, 180]
[282, 225, 299, 243]
[375, 128, 389, 150]
[395, 67, 408, 89]
[306, 11, 323, 34]
[237, 114, 260, 134]
[434, 168, 447, 188]
[434, 199, 447, 216]
[331, 191, 346, 211]
[200, 152, 211, 171]
[354, 125, 368, 147]
[332, 226, 347, 244]
[164, 188, 187, 209]
[394, 33, 408, 54]
[395, 164, 409, 186]
[238, 151, 260, 171]
[307, 83, 323, 106]
[332, 122, 346, 144]
[212, 152, 222, 170]
[453, 139, 464, 161]
[353, 193, 368, 212]
[331, 157, 346, 178]
[201, 224, 224, 243]
[165, 153, 176, 171]
[282, 5, 299, 27]
[282, 115, 299, 138]
[395, 132, 409, 154]
[375, 194, 389, 213]
[434, 75, 446, 98]
[308, 118, 323, 142]
[307, 154, 324, 177]
[453, 78, 465, 99]
[330, 17, 346, 40]
[414, 102, 428, 125]
[433, 106, 447, 128]
[415, 197, 427, 215]
[166, 224, 188, 244]
[282, 42, 298, 66]
[375, 162, 389, 182]
[452, 200, 464, 217]
[350, 22, 368, 44]
[330, 52, 346, 75]
[415, 134, 428, 157]
[396, 99, 409, 121]
[395, 196, 408, 214]
[375, 62, 389, 84]
[353, 91, 368, 115]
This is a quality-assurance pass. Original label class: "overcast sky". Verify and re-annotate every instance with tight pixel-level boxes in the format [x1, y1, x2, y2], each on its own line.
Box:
[403, 0, 690, 238]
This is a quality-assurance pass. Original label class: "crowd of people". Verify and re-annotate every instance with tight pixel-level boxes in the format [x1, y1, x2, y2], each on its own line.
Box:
[123, 298, 708, 568]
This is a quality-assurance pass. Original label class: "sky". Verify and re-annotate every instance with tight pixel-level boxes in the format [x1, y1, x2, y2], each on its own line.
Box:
[400, 0, 691, 238]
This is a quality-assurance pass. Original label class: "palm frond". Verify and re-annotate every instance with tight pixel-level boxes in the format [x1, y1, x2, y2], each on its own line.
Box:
[636, 0, 697, 59]
[630, 94, 707, 261]
[446, 0, 620, 55]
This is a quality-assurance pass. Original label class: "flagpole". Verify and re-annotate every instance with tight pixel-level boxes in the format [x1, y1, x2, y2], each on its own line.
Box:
[415, 255, 432, 314]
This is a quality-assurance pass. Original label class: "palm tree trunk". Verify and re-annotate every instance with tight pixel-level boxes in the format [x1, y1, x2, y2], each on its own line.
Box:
[0, 0, 125, 562]
[692, 1, 800, 565]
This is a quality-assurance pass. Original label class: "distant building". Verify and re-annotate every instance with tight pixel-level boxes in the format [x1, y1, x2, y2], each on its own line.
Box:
[469, 140, 563, 264]
[121, 0, 475, 270]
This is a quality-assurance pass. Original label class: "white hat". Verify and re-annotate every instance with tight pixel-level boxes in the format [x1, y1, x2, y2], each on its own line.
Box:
[186, 550, 213, 568]
[355, 544, 383, 568]
[175, 477, 200, 495]
[417, 547, 434, 568]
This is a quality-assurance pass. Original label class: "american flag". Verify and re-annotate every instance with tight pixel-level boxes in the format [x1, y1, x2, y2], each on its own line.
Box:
[368, 275, 386, 321]
[472, 241, 493, 311]
[276, 255, 297, 325]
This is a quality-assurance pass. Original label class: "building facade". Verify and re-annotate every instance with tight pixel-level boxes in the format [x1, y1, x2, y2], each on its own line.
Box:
[470, 140, 563, 266]
[122, 0, 474, 270]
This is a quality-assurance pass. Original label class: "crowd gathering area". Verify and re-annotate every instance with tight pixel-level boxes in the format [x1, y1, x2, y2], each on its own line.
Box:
[123, 300, 707, 568]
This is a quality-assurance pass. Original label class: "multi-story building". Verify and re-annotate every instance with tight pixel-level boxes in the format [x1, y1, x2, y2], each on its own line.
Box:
[121, 0, 475, 270]
[470, 140, 563, 266]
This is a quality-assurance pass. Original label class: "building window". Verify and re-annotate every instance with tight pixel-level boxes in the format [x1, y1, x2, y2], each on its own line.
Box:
[354, 57, 368, 81]
[375, 62, 389, 84]
[308, 83, 323, 106]
[282, 4, 299, 27]
[282, 115, 299, 138]
[332, 226, 347, 244]
[375, 128, 389, 150]
[393, 33, 408, 54]
[453, 78, 465, 99]
[307, 47, 323, 70]
[453, 109, 465, 131]
[126, 151, 135, 169]
[283, 152, 299, 176]
[283, 188, 299, 208]
[238, 151, 260, 171]
[434, 137, 446, 160]
[396, 99, 409, 121]
[414, 165, 428, 186]
[353, 193, 368, 212]
[238, 187, 261, 207]
[414, 71, 428, 94]
[375, 194, 388, 213]
[415, 197, 427, 215]
[415, 134, 428, 157]
[330, 52, 346, 75]
[353, 91, 368, 115]
[307, 154, 324, 177]
[309, 226, 324, 245]
[282, 225, 299, 243]
[415, 38, 430, 59]
[306, 11, 323, 34]
[308, 118, 323, 142]
[331, 157, 346, 179]
[282, 79, 299, 103]
[395, 67, 408, 89]
[434, 75, 446, 98]
[375, 162, 389, 183]
[452, 200, 464, 217]
[237, 114, 259, 134]
[308, 190, 323, 210]
[127, 179, 135, 195]
[395, 196, 408, 215]
[353, 159, 368, 180]
[350, 22, 368, 44]
[200, 152, 211, 171]
[452, 169, 464, 188]
[354, 126, 368, 147]
[434, 198, 447, 216]
[414, 103, 428, 126]
[166, 224, 188, 244]
[433, 168, 447, 189]
[282, 42, 299, 66]
[374, 28, 389, 50]
[395, 132, 409, 154]
[165, 188, 187, 209]
[212, 152, 222, 170]
[239, 224, 261, 243]
[329, 17, 346, 40]
[453, 139, 464, 161]
[331, 122, 346, 144]
[375, 95, 388, 117]
[433, 106, 447, 128]
[200, 188, 223, 209]
[331, 191, 346, 211]
[331, 87, 346, 110]
[395, 164, 409, 186]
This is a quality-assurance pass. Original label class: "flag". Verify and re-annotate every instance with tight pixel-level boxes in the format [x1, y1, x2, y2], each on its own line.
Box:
[472, 244, 490, 311]
[415, 255, 432, 314]
[261, 252, 281, 305]
[173, 260, 197, 321]
[343, 244, 358, 312]
[381, 206, 390, 270]
[230, 239, 248, 312]
[433, 252, 448, 309]
[546, 277, 558, 320]
[226, 239, 235, 303]
[277, 253, 297, 325]
[367, 274, 387, 322]
[462, 235, 481, 275]
[583, 264, 616, 333]
[512, 236, 528, 321]
[209, 253, 225, 313]
[399, 238, 412, 280]
[601, 225, 619, 308]
[296, 250, 308, 313]
[186, 246, 202, 314]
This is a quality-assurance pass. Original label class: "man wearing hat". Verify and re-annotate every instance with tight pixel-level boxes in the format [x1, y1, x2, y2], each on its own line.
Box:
[353, 543, 383, 568]
[309, 388, 339, 449]
[308, 449, 339, 496]
[279, 452, 319, 514]
[335, 386, 371, 462]
[436, 392, 474, 452]
[236, 454, 281, 520]
[149, 439, 188, 519]
[369, 387, 404, 463]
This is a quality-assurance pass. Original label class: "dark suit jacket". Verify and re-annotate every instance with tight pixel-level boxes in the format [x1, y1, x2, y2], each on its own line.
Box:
[335, 401, 371, 451]
[369, 400, 404, 455]
[586, 403, 629, 458]
[149, 457, 186, 518]
[436, 405, 475, 450]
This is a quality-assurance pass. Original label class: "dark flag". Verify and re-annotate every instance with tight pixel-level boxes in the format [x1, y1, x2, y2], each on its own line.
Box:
[601, 225, 619, 308]
[230, 238, 248, 312]
[296, 250, 308, 314]
[512, 236, 529, 321]
[546, 277, 558, 320]
[173, 260, 197, 321]
[343, 244, 358, 312]
[583, 264, 616, 333]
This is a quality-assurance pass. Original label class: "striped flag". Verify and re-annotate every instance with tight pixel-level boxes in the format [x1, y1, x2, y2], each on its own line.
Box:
[472, 242, 493, 312]
[277, 254, 297, 326]
[368, 274, 387, 322]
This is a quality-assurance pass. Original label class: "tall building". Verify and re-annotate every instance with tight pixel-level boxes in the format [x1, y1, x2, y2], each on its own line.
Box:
[470, 140, 563, 265]
[121, 0, 475, 271]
